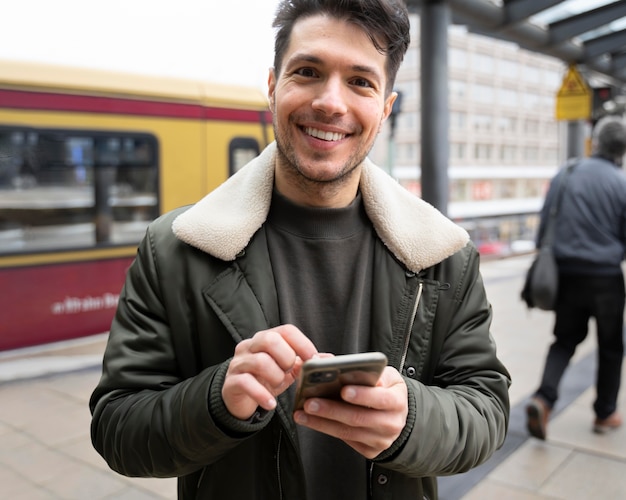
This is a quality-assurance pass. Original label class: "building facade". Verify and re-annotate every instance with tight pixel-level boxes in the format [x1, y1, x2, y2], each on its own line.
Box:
[370, 17, 567, 255]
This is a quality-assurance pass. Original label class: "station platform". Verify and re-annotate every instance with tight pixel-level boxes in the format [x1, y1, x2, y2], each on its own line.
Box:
[1, 253, 625, 499]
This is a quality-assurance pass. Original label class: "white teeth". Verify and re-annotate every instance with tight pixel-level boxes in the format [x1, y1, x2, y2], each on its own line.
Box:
[305, 127, 345, 142]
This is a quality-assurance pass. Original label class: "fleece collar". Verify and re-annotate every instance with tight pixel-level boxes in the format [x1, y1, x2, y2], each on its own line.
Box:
[172, 142, 469, 272]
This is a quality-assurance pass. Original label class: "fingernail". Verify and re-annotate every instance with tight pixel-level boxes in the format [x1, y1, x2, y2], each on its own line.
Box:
[344, 388, 356, 401]
[294, 411, 308, 424]
[308, 400, 320, 413]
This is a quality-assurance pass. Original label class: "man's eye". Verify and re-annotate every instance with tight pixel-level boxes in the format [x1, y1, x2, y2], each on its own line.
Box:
[296, 68, 317, 77]
[352, 77, 373, 88]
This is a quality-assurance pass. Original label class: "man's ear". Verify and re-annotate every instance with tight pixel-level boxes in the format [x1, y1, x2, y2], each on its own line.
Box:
[383, 92, 398, 122]
[378, 92, 397, 133]
[268, 68, 277, 112]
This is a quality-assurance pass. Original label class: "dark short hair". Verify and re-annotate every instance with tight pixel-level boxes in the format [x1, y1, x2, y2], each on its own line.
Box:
[593, 115, 626, 159]
[272, 0, 410, 94]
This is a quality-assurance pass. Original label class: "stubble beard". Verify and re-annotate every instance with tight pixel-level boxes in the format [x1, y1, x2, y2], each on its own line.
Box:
[273, 123, 369, 199]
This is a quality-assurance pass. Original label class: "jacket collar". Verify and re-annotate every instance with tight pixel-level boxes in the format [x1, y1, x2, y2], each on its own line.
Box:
[172, 142, 468, 272]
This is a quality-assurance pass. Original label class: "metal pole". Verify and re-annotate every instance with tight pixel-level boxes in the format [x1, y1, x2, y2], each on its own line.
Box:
[420, 0, 450, 215]
[566, 120, 586, 159]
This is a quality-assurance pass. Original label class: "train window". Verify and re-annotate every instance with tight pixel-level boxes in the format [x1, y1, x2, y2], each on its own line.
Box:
[229, 137, 260, 175]
[0, 126, 159, 254]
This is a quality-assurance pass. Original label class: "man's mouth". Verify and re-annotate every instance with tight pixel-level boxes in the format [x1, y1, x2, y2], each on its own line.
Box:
[304, 127, 346, 142]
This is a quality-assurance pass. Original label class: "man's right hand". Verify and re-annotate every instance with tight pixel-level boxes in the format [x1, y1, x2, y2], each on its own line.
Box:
[222, 324, 318, 420]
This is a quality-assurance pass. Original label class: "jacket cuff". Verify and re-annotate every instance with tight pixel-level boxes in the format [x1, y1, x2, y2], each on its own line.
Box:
[209, 360, 274, 436]
[373, 384, 417, 462]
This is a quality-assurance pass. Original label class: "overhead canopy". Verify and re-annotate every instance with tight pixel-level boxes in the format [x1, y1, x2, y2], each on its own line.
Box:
[405, 0, 626, 89]
[401, 0, 624, 214]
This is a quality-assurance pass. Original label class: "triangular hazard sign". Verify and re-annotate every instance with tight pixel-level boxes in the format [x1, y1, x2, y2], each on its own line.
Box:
[558, 65, 590, 97]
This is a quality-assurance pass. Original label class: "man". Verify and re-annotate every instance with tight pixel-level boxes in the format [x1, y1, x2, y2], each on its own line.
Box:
[526, 115, 626, 441]
[90, 1, 510, 498]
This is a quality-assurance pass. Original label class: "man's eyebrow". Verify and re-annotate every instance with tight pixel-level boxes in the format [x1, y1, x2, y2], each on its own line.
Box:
[351, 64, 381, 78]
[284, 53, 323, 67]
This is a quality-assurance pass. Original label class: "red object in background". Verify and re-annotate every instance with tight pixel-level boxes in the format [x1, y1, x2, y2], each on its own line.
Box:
[477, 241, 508, 256]
[0, 258, 133, 351]
[472, 181, 493, 200]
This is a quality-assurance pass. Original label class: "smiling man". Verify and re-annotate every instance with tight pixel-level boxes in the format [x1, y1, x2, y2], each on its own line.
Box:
[90, 1, 511, 499]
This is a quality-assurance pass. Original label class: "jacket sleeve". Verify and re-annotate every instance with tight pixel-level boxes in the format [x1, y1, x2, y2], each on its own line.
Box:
[89, 218, 269, 478]
[378, 244, 511, 477]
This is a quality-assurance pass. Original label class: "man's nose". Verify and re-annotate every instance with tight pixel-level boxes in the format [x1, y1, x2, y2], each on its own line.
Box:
[311, 77, 348, 116]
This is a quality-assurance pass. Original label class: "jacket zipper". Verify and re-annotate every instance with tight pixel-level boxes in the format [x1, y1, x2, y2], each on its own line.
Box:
[368, 282, 423, 499]
[196, 467, 206, 491]
[277, 429, 284, 500]
[399, 282, 423, 372]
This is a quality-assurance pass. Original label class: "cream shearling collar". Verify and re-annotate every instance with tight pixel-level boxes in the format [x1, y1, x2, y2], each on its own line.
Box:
[172, 142, 469, 272]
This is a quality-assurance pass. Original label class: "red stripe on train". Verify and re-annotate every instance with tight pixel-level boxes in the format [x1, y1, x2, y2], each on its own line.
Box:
[0, 258, 133, 351]
[0, 89, 271, 122]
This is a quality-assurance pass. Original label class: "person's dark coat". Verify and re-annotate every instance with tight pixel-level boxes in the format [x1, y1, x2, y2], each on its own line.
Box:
[537, 155, 626, 275]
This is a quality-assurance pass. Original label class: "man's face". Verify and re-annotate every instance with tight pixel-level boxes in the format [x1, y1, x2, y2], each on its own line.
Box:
[268, 14, 396, 205]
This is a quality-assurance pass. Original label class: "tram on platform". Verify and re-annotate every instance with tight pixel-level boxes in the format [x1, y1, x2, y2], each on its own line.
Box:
[0, 59, 273, 351]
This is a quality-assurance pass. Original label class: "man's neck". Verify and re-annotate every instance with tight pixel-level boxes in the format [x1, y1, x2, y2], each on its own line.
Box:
[273, 158, 362, 208]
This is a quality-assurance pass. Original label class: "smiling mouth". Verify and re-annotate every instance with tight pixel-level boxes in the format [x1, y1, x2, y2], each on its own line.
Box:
[304, 127, 347, 142]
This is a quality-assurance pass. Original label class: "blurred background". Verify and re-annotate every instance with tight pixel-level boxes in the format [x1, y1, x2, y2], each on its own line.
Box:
[0, 0, 281, 90]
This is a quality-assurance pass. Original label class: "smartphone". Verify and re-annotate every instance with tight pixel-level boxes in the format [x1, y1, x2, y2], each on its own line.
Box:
[293, 352, 388, 410]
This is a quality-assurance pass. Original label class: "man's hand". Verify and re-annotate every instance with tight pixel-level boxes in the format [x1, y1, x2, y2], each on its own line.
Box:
[222, 324, 318, 420]
[293, 367, 408, 458]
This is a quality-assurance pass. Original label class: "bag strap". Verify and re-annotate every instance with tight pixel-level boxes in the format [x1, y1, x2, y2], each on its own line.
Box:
[541, 157, 577, 249]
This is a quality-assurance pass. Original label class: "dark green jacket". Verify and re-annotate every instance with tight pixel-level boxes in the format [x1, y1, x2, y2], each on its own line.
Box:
[90, 143, 510, 499]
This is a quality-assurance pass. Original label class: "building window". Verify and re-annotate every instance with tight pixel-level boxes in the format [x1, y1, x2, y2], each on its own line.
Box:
[450, 142, 466, 160]
[497, 88, 519, 107]
[449, 80, 467, 100]
[523, 146, 540, 163]
[449, 48, 467, 69]
[474, 52, 494, 73]
[497, 116, 517, 132]
[499, 59, 519, 79]
[474, 143, 493, 160]
[523, 119, 540, 135]
[471, 84, 495, 105]
[471, 114, 493, 131]
[450, 112, 467, 130]
[471, 180, 493, 200]
[450, 179, 470, 201]
[499, 145, 517, 163]
[543, 148, 559, 163]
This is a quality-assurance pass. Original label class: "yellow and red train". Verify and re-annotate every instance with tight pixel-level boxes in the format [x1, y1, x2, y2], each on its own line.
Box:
[0, 59, 273, 350]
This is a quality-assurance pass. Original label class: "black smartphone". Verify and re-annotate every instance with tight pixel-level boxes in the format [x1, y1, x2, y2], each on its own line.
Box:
[293, 352, 388, 410]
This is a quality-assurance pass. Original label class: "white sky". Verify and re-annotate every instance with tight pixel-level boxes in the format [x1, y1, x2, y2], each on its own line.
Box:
[2, 0, 620, 92]
[0, 0, 282, 91]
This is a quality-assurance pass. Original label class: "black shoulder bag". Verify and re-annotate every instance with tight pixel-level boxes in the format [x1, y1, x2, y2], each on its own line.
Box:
[521, 160, 575, 310]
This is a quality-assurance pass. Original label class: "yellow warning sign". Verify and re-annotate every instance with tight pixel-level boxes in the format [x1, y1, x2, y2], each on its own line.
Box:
[555, 65, 591, 121]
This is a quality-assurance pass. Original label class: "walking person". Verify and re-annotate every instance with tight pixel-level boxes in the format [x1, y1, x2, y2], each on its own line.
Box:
[90, 1, 511, 498]
[526, 115, 626, 440]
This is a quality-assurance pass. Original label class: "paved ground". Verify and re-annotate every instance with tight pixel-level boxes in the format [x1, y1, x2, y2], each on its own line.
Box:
[1, 253, 625, 499]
